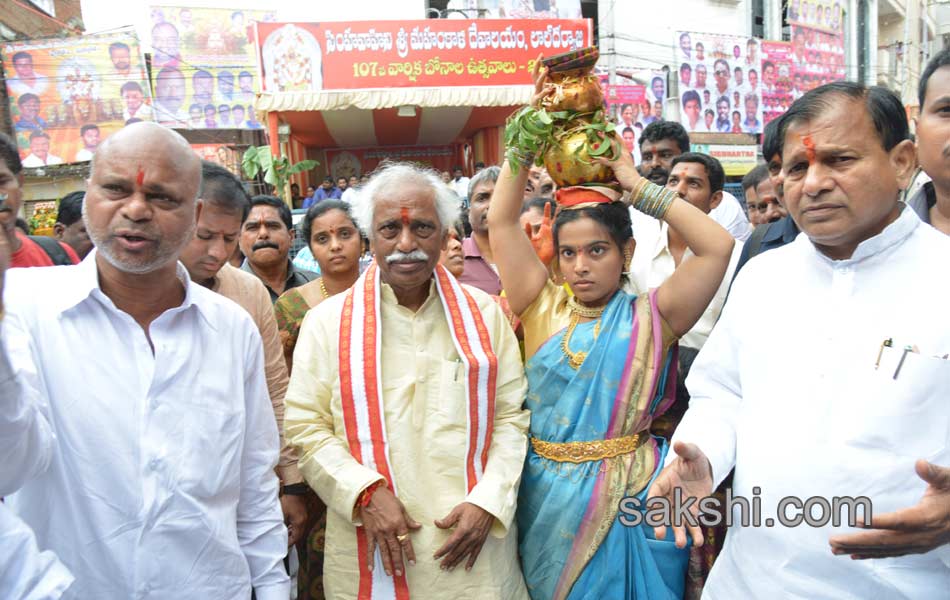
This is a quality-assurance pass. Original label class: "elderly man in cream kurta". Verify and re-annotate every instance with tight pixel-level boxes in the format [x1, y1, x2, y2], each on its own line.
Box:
[286, 163, 530, 600]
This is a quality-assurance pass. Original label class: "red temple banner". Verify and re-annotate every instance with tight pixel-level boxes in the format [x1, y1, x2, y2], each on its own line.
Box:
[254, 19, 592, 92]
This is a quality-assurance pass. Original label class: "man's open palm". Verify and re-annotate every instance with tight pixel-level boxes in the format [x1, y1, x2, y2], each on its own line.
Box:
[646, 441, 714, 548]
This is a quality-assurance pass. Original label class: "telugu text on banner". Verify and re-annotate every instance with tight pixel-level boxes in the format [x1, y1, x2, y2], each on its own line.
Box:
[254, 19, 591, 92]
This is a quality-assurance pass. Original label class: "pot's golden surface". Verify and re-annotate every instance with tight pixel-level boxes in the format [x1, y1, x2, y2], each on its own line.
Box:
[541, 75, 604, 114]
[543, 130, 614, 187]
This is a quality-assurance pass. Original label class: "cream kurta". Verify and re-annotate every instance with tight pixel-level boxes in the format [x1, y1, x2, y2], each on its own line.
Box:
[286, 280, 530, 600]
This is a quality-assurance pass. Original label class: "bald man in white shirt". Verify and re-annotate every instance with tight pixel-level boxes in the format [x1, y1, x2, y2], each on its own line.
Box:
[0, 123, 290, 599]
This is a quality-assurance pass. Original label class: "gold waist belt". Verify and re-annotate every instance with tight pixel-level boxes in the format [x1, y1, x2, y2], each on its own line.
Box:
[530, 433, 646, 463]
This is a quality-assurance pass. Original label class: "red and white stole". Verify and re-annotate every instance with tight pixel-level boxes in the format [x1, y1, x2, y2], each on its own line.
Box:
[338, 261, 498, 599]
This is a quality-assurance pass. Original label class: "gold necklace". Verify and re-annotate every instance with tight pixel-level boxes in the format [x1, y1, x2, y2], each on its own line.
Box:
[319, 277, 329, 299]
[567, 295, 606, 319]
[561, 312, 602, 370]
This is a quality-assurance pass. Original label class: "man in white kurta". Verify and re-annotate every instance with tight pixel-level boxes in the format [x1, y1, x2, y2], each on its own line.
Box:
[1, 319, 74, 600]
[651, 82, 950, 598]
[628, 153, 744, 352]
[0, 123, 290, 599]
[286, 163, 530, 599]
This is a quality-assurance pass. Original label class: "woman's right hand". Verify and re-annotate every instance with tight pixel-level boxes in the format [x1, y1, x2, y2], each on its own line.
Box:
[594, 133, 643, 196]
[530, 54, 553, 109]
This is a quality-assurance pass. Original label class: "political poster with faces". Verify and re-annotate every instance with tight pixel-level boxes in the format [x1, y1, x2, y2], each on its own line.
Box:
[2, 29, 152, 166]
[674, 31, 763, 135]
[760, 41, 794, 125]
[147, 5, 274, 130]
[191, 143, 242, 176]
[787, 0, 847, 98]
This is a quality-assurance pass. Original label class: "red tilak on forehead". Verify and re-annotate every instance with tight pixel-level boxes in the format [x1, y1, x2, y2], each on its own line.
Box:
[400, 206, 410, 226]
[136, 167, 145, 186]
[802, 135, 816, 163]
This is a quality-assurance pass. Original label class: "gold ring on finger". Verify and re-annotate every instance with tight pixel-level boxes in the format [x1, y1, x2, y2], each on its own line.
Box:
[396, 533, 410, 543]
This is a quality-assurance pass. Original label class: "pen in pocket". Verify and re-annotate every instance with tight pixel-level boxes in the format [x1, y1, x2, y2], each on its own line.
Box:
[874, 338, 892, 369]
[892, 345, 919, 380]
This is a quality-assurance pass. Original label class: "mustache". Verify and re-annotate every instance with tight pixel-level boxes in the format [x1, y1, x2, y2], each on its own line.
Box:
[385, 249, 429, 264]
[639, 165, 670, 186]
[252, 241, 279, 252]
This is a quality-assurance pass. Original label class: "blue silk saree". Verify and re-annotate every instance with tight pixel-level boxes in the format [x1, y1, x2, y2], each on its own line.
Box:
[517, 283, 688, 600]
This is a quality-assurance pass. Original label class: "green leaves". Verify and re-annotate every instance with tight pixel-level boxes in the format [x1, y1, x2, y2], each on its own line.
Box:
[505, 107, 620, 171]
[242, 145, 319, 201]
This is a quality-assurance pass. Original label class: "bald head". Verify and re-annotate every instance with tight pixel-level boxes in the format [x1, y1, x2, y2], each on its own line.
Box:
[93, 122, 200, 199]
[84, 122, 203, 275]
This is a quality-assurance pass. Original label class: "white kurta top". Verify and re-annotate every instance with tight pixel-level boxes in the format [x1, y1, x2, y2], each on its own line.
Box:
[1, 252, 290, 600]
[627, 218, 743, 351]
[675, 206, 950, 598]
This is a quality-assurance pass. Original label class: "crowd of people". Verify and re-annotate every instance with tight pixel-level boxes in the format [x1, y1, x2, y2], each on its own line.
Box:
[1, 48, 949, 600]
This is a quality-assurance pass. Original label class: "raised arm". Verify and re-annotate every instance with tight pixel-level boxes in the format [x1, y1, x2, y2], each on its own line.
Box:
[604, 140, 734, 337]
[486, 162, 549, 315]
[486, 59, 555, 315]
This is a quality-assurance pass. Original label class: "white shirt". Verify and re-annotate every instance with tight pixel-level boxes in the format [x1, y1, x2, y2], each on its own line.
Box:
[123, 103, 153, 122]
[1, 252, 291, 600]
[452, 176, 470, 199]
[0, 334, 74, 600]
[675, 207, 950, 598]
[74, 148, 94, 162]
[0, 503, 74, 600]
[8, 75, 50, 97]
[341, 187, 357, 203]
[152, 103, 188, 127]
[21, 153, 64, 168]
[627, 217, 743, 350]
[709, 191, 752, 242]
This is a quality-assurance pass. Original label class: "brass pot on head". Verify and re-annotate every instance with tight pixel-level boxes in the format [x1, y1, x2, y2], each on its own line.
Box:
[540, 71, 604, 114]
[544, 129, 614, 188]
[538, 47, 614, 188]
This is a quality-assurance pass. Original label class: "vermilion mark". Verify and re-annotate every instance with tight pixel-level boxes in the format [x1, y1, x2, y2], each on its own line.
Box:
[802, 135, 816, 164]
[400, 207, 410, 226]
[136, 167, 145, 186]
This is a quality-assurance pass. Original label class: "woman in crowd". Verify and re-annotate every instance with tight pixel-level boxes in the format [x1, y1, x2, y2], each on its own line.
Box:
[273, 199, 362, 600]
[488, 71, 734, 599]
[275, 199, 362, 371]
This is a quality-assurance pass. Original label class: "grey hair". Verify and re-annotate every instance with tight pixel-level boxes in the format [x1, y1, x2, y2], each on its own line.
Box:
[467, 165, 500, 199]
[351, 161, 461, 239]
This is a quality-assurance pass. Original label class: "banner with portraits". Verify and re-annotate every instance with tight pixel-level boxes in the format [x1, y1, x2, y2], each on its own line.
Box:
[674, 31, 763, 135]
[598, 68, 667, 126]
[191, 143, 243, 176]
[595, 68, 665, 158]
[147, 5, 274, 129]
[2, 29, 152, 165]
[788, 0, 847, 98]
[760, 41, 794, 125]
